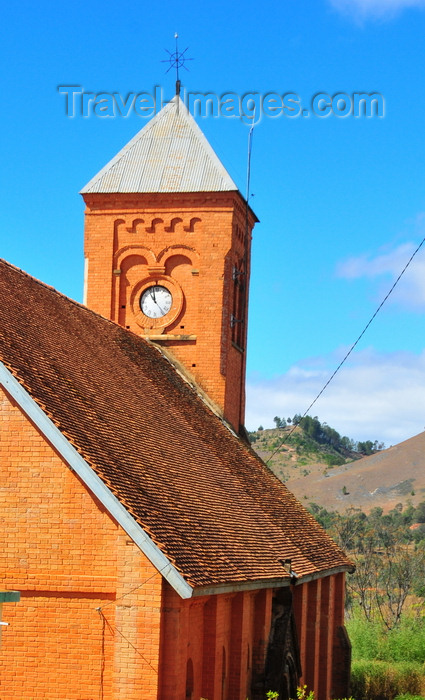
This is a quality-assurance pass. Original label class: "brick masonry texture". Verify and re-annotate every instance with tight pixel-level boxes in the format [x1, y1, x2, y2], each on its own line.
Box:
[0, 258, 352, 699]
[0, 99, 352, 699]
[0, 385, 162, 700]
[0, 259, 352, 588]
[83, 190, 255, 432]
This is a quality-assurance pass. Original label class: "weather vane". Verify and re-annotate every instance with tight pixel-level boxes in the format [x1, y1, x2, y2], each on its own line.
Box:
[162, 33, 193, 96]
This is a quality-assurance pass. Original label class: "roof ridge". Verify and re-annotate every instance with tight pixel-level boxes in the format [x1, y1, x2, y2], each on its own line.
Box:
[0, 258, 231, 426]
[0, 257, 353, 588]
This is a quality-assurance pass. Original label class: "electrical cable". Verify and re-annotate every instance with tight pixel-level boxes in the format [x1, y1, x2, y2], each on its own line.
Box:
[97, 609, 159, 674]
[266, 235, 425, 465]
[95, 560, 176, 611]
[96, 560, 174, 696]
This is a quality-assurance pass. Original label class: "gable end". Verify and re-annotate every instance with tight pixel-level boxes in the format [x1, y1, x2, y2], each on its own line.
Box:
[0, 361, 193, 599]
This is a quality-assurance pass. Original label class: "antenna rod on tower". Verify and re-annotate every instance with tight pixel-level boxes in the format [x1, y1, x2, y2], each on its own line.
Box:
[238, 120, 255, 424]
[244, 119, 255, 255]
[174, 33, 181, 96]
[246, 122, 254, 203]
[161, 34, 193, 98]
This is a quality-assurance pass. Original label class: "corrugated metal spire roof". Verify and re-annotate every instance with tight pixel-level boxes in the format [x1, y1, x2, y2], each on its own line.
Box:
[81, 95, 238, 194]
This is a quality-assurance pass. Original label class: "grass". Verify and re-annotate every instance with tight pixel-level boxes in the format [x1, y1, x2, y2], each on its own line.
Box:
[346, 607, 425, 700]
[347, 606, 425, 663]
[351, 660, 425, 700]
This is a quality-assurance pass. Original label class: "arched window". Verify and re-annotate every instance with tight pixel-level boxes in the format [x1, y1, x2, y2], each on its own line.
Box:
[221, 646, 227, 700]
[185, 658, 194, 699]
[231, 257, 246, 349]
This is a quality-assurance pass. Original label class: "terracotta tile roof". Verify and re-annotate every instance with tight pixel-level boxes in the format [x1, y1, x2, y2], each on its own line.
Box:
[0, 259, 352, 589]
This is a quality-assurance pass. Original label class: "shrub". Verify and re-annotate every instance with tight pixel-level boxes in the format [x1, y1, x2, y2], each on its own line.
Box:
[347, 607, 425, 664]
[351, 660, 425, 700]
[346, 611, 383, 660]
[324, 453, 345, 467]
[383, 614, 425, 663]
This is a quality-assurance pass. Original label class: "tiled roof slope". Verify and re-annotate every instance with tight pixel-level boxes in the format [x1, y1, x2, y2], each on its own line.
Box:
[0, 260, 352, 589]
[81, 96, 238, 194]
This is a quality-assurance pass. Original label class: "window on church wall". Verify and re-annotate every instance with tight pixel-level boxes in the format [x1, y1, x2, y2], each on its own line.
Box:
[221, 646, 227, 700]
[117, 254, 149, 327]
[231, 258, 246, 349]
[185, 658, 194, 699]
[246, 642, 253, 698]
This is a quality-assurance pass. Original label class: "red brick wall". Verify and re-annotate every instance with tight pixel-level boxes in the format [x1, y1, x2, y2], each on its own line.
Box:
[0, 385, 280, 700]
[0, 388, 349, 700]
[292, 574, 349, 700]
[159, 585, 273, 700]
[83, 192, 255, 431]
[0, 386, 163, 700]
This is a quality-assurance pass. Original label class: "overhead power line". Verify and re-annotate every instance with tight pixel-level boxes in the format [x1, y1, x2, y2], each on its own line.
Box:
[266, 235, 425, 465]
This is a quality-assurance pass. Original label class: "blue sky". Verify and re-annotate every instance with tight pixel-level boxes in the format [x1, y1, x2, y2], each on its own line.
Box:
[2, 0, 425, 445]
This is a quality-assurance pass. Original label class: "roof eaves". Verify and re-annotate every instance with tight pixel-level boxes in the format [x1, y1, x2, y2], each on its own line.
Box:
[296, 564, 355, 585]
[191, 564, 354, 598]
[192, 575, 291, 597]
[0, 361, 194, 600]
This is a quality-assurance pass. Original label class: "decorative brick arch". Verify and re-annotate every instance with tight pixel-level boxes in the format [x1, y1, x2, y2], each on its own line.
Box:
[114, 245, 156, 269]
[165, 217, 184, 233]
[184, 217, 202, 232]
[145, 218, 164, 233]
[157, 244, 199, 266]
[128, 218, 145, 233]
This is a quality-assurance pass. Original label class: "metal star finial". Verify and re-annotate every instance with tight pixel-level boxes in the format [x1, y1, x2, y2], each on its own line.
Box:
[161, 33, 193, 95]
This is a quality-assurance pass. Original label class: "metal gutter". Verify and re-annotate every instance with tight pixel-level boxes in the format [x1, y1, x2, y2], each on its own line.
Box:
[191, 564, 353, 598]
[0, 362, 194, 600]
[192, 576, 291, 597]
[0, 362, 353, 601]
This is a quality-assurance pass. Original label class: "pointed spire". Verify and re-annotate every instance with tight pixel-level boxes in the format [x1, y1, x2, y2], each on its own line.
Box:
[81, 96, 238, 194]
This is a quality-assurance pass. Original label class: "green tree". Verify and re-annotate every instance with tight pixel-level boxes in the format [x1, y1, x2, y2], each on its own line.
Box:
[415, 501, 425, 523]
[328, 508, 425, 628]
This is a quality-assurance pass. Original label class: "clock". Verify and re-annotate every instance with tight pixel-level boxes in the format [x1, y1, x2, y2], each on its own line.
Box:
[140, 285, 173, 319]
[131, 276, 183, 332]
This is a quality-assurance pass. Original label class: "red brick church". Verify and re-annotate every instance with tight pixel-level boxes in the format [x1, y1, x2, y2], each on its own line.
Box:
[0, 94, 352, 699]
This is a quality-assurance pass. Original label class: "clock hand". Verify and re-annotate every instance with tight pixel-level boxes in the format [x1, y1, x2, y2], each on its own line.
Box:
[154, 300, 165, 314]
[149, 288, 165, 314]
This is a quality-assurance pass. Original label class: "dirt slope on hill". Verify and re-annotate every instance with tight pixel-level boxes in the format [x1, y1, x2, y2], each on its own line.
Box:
[286, 431, 425, 513]
[253, 430, 425, 514]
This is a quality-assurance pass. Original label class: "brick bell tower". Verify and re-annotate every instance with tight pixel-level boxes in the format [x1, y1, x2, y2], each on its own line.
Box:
[81, 95, 257, 434]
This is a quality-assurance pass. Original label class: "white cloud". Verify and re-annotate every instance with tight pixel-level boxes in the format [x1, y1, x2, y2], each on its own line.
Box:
[336, 242, 425, 310]
[329, 0, 425, 20]
[246, 348, 425, 446]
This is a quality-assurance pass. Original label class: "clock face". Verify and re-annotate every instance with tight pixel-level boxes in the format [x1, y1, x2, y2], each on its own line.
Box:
[140, 285, 173, 319]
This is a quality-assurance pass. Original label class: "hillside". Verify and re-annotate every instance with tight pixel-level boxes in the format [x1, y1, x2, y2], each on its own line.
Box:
[251, 426, 425, 513]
